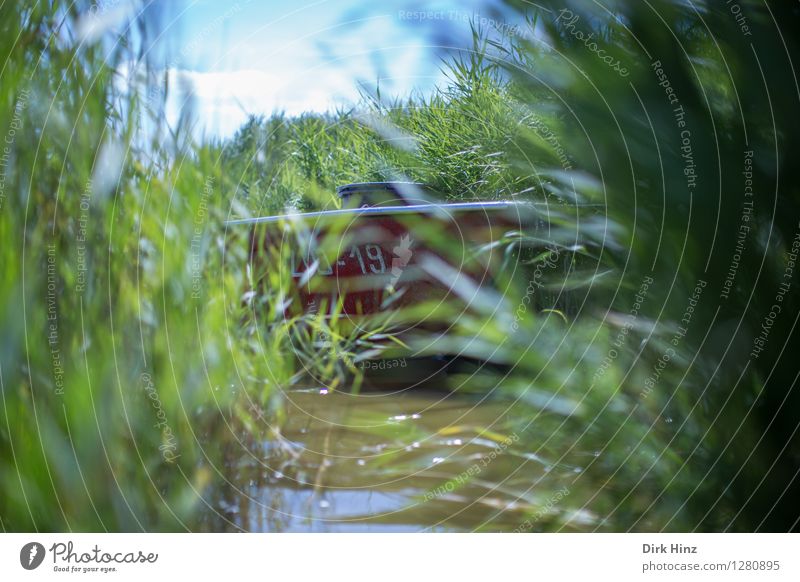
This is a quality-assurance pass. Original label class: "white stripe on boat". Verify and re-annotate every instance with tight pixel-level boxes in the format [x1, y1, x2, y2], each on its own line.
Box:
[225, 201, 534, 226]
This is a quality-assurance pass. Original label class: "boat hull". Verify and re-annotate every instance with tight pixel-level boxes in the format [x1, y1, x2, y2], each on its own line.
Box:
[232, 201, 533, 326]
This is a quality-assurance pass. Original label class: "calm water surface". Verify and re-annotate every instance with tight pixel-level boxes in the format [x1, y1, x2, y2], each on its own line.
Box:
[200, 386, 590, 532]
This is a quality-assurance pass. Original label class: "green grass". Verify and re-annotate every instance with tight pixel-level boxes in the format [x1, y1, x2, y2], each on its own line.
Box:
[1, 0, 799, 532]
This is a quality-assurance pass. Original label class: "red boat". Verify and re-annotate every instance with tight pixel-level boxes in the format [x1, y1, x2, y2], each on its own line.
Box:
[228, 183, 537, 332]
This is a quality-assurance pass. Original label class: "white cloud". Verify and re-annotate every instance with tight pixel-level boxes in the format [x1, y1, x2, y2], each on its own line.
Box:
[165, 50, 447, 139]
[165, 67, 364, 138]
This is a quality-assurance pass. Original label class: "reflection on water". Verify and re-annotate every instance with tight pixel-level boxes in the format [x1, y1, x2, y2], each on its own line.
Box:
[201, 387, 589, 532]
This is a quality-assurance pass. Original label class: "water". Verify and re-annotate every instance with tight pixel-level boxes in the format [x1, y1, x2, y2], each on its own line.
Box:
[202, 387, 585, 532]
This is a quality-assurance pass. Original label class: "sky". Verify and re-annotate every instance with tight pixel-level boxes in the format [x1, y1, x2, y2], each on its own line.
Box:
[141, 0, 516, 138]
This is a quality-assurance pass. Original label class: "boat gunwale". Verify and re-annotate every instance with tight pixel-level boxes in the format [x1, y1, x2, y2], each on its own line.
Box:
[224, 200, 567, 226]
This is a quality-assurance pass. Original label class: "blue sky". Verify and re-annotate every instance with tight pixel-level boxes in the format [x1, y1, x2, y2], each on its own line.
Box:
[149, 0, 517, 137]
